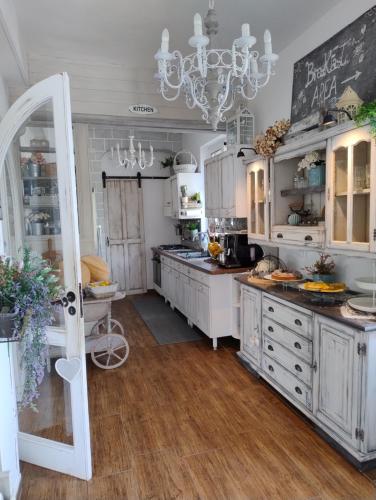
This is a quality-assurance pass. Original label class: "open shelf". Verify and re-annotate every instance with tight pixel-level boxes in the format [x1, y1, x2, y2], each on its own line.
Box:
[20, 146, 56, 154]
[280, 185, 325, 197]
[25, 234, 61, 241]
[22, 176, 57, 181]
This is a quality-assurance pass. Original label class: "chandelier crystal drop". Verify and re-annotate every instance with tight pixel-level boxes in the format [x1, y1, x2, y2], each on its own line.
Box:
[154, 0, 278, 131]
[115, 136, 154, 170]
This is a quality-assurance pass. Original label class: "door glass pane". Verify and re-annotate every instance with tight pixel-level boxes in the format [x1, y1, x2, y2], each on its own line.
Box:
[352, 141, 370, 243]
[1, 99, 74, 443]
[249, 171, 256, 233]
[257, 170, 265, 234]
[333, 147, 347, 242]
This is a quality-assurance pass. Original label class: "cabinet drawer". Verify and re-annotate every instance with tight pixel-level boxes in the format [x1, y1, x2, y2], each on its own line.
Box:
[262, 354, 312, 411]
[263, 296, 312, 339]
[263, 336, 312, 387]
[263, 317, 313, 363]
[271, 226, 324, 247]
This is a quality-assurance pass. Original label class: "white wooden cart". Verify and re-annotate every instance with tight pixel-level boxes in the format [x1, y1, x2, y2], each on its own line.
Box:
[83, 291, 129, 369]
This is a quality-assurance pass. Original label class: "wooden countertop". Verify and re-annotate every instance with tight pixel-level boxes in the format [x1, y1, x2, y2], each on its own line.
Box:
[236, 274, 376, 332]
[153, 248, 253, 275]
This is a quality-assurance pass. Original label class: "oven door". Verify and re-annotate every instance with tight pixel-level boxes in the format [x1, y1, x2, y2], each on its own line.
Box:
[152, 255, 161, 288]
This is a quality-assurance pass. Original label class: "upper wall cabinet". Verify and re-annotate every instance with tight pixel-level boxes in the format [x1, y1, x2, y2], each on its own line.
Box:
[327, 125, 376, 252]
[204, 149, 247, 218]
[164, 173, 203, 220]
[247, 158, 269, 241]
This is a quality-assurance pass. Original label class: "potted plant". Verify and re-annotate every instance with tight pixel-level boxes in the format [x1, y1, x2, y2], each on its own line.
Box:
[187, 222, 199, 240]
[161, 154, 177, 176]
[29, 211, 50, 236]
[0, 248, 61, 409]
[354, 100, 376, 138]
[305, 253, 336, 283]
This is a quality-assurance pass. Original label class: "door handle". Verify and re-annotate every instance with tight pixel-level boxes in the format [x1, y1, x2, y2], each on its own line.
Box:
[106, 236, 110, 247]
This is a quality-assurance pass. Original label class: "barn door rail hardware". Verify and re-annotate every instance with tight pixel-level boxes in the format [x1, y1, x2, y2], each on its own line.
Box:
[102, 171, 168, 188]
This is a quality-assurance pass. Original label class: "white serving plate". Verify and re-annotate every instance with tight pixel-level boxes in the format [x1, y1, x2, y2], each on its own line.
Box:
[347, 296, 376, 313]
[87, 282, 119, 299]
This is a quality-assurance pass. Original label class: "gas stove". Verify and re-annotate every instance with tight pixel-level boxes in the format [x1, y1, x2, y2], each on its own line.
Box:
[158, 244, 191, 251]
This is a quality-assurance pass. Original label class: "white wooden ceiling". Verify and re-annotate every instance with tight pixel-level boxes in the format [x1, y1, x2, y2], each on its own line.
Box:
[14, 0, 342, 66]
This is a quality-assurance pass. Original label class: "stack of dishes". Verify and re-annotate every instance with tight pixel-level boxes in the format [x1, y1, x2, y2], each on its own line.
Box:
[347, 278, 376, 313]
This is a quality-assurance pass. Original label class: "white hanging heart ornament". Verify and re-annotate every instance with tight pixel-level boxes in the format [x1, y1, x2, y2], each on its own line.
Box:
[55, 357, 81, 383]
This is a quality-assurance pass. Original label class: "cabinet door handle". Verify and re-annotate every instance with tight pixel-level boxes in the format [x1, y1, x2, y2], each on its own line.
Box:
[295, 386, 303, 395]
[267, 344, 274, 351]
[295, 319, 302, 326]
[294, 342, 302, 350]
[106, 236, 110, 247]
[277, 233, 283, 239]
[312, 361, 318, 372]
[268, 306, 274, 313]
[295, 364, 302, 372]
[268, 326, 274, 332]
[268, 365, 274, 372]
[304, 235, 313, 241]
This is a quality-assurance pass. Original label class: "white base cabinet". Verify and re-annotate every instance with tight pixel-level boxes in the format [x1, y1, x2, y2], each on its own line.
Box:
[239, 284, 376, 469]
[160, 255, 237, 348]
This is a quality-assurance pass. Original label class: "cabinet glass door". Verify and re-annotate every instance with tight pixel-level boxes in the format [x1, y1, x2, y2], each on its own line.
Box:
[247, 160, 268, 240]
[0, 74, 91, 479]
[330, 127, 374, 250]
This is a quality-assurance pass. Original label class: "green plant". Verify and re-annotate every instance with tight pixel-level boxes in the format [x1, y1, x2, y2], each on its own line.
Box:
[187, 222, 198, 231]
[305, 253, 335, 276]
[161, 154, 179, 168]
[0, 248, 62, 409]
[354, 100, 376, 138]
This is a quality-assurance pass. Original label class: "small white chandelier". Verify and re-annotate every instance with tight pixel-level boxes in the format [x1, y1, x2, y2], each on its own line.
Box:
[154, 0, 278, 131]
[115, 135, 154, 169]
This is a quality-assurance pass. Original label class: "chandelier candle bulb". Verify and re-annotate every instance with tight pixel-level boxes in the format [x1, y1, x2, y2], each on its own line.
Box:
[161, 29, 169, 53]
[242, 23, 250, 37]
[264, 30, 272, 57]
[251, 57, 258, 76]
[194, 13, 203, 36]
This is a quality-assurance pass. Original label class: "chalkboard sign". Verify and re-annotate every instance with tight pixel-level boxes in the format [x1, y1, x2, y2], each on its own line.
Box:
[290, 6, 376, 133]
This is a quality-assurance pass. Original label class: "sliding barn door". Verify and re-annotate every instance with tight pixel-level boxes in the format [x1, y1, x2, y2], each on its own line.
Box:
[104, 180, 146, 294]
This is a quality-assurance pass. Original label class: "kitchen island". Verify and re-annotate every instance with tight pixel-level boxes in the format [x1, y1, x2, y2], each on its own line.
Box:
[153, 247, 252, 349]
[237, 274, 376, 471]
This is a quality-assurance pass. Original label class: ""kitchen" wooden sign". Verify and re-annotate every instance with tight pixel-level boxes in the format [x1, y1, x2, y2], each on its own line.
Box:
[129, 104, 158, 115]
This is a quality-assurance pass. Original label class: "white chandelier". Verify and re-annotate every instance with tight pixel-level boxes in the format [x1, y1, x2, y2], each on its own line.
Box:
[154, 0, 278, 131]
[115, 135, 154, 169]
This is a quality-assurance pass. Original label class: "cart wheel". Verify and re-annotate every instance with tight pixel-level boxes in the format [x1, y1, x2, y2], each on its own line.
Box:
[91, 333, 129, 369]
[97, 318, 125, 336]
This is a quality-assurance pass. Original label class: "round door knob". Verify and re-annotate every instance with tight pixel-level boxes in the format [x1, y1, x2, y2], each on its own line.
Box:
[295, 364, 302, 372]
[268, 365, 274, 372]
[268, 306, 274, 313]
[295, 386, 302, 395]
[268, 326, 274, 332]
[267, 344, 274, 351]
[67, 291, 76, 303]
[295, 319, 302, 326]
[294, 342, 302, 350]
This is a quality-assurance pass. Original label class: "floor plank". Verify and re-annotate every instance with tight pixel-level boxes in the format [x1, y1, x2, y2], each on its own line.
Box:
[19, 294, 376, 499]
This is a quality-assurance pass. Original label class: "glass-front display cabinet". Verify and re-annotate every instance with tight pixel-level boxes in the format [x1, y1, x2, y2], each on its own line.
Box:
[247, 159, 269, 240]
[327, 125, 376, 252]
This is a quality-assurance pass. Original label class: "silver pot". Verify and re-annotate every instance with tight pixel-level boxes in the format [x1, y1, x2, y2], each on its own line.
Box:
[31, 222, 45, 236]
[28, 162, 41, 178]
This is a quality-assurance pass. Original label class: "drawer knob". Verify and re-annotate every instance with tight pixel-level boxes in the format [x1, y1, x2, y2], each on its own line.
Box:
[294, 342, 302, 350]
[268, 306, 274, 313]
[295, 319, 302, 326]
[267, 344, 274, 351]
[268, 365, 274, 372]
[295, 364, 302, 372]
[295, 386, 303, 395]
[268, 326, 274, 332]
[277, 233, 283, 239]
[304, 235, 313, 241]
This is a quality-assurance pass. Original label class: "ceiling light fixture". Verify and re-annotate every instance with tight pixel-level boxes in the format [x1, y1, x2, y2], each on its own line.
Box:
[154, 0, 278, 131]
[115, 135, 154, 169]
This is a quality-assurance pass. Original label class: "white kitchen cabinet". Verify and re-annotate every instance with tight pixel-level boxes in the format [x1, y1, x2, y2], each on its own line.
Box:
[247, 158, 269, 241]
[240, 286, 262, 367]
[164, 173, 203, 219]
[195, 282, 210, 335]
[159, 255, 237, 349]
[204, 149, 247, 218]
[327, 125, 376, 252]
[313, 315, 361, 449]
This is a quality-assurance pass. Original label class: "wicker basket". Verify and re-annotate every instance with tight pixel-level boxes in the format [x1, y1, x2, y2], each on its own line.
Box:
[173, 151, 197, 174]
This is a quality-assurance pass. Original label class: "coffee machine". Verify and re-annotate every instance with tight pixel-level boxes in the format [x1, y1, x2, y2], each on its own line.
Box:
[217, 234, 263, 268]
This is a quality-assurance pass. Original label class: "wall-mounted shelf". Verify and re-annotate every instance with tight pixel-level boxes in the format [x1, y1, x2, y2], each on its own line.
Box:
[25, 234, 61, 241]
[280, 185, 325, 197]
[20, 146, 56, 154]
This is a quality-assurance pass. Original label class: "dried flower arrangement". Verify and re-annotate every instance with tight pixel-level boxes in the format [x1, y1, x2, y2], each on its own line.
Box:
[254, 119, 291, 158]
[305, 253, 335, 276]
[28, 212, 50, 223]
[297, 151, 321, 171]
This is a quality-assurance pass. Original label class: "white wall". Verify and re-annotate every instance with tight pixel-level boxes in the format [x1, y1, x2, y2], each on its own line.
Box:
[251, 0, 376, 134]
[0, 74, 21, 500]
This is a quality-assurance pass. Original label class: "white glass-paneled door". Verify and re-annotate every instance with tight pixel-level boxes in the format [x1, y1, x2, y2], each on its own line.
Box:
[0, 74, 92, 479]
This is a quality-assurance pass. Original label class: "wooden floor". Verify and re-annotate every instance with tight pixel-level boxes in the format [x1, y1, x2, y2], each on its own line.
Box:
[19, 294, 376, 499]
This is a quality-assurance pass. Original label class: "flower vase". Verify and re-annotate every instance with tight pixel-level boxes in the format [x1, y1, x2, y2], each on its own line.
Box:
[31, 222, 45, 236]
[308, 164, 325, 187]
[311, 273, 336, 283]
